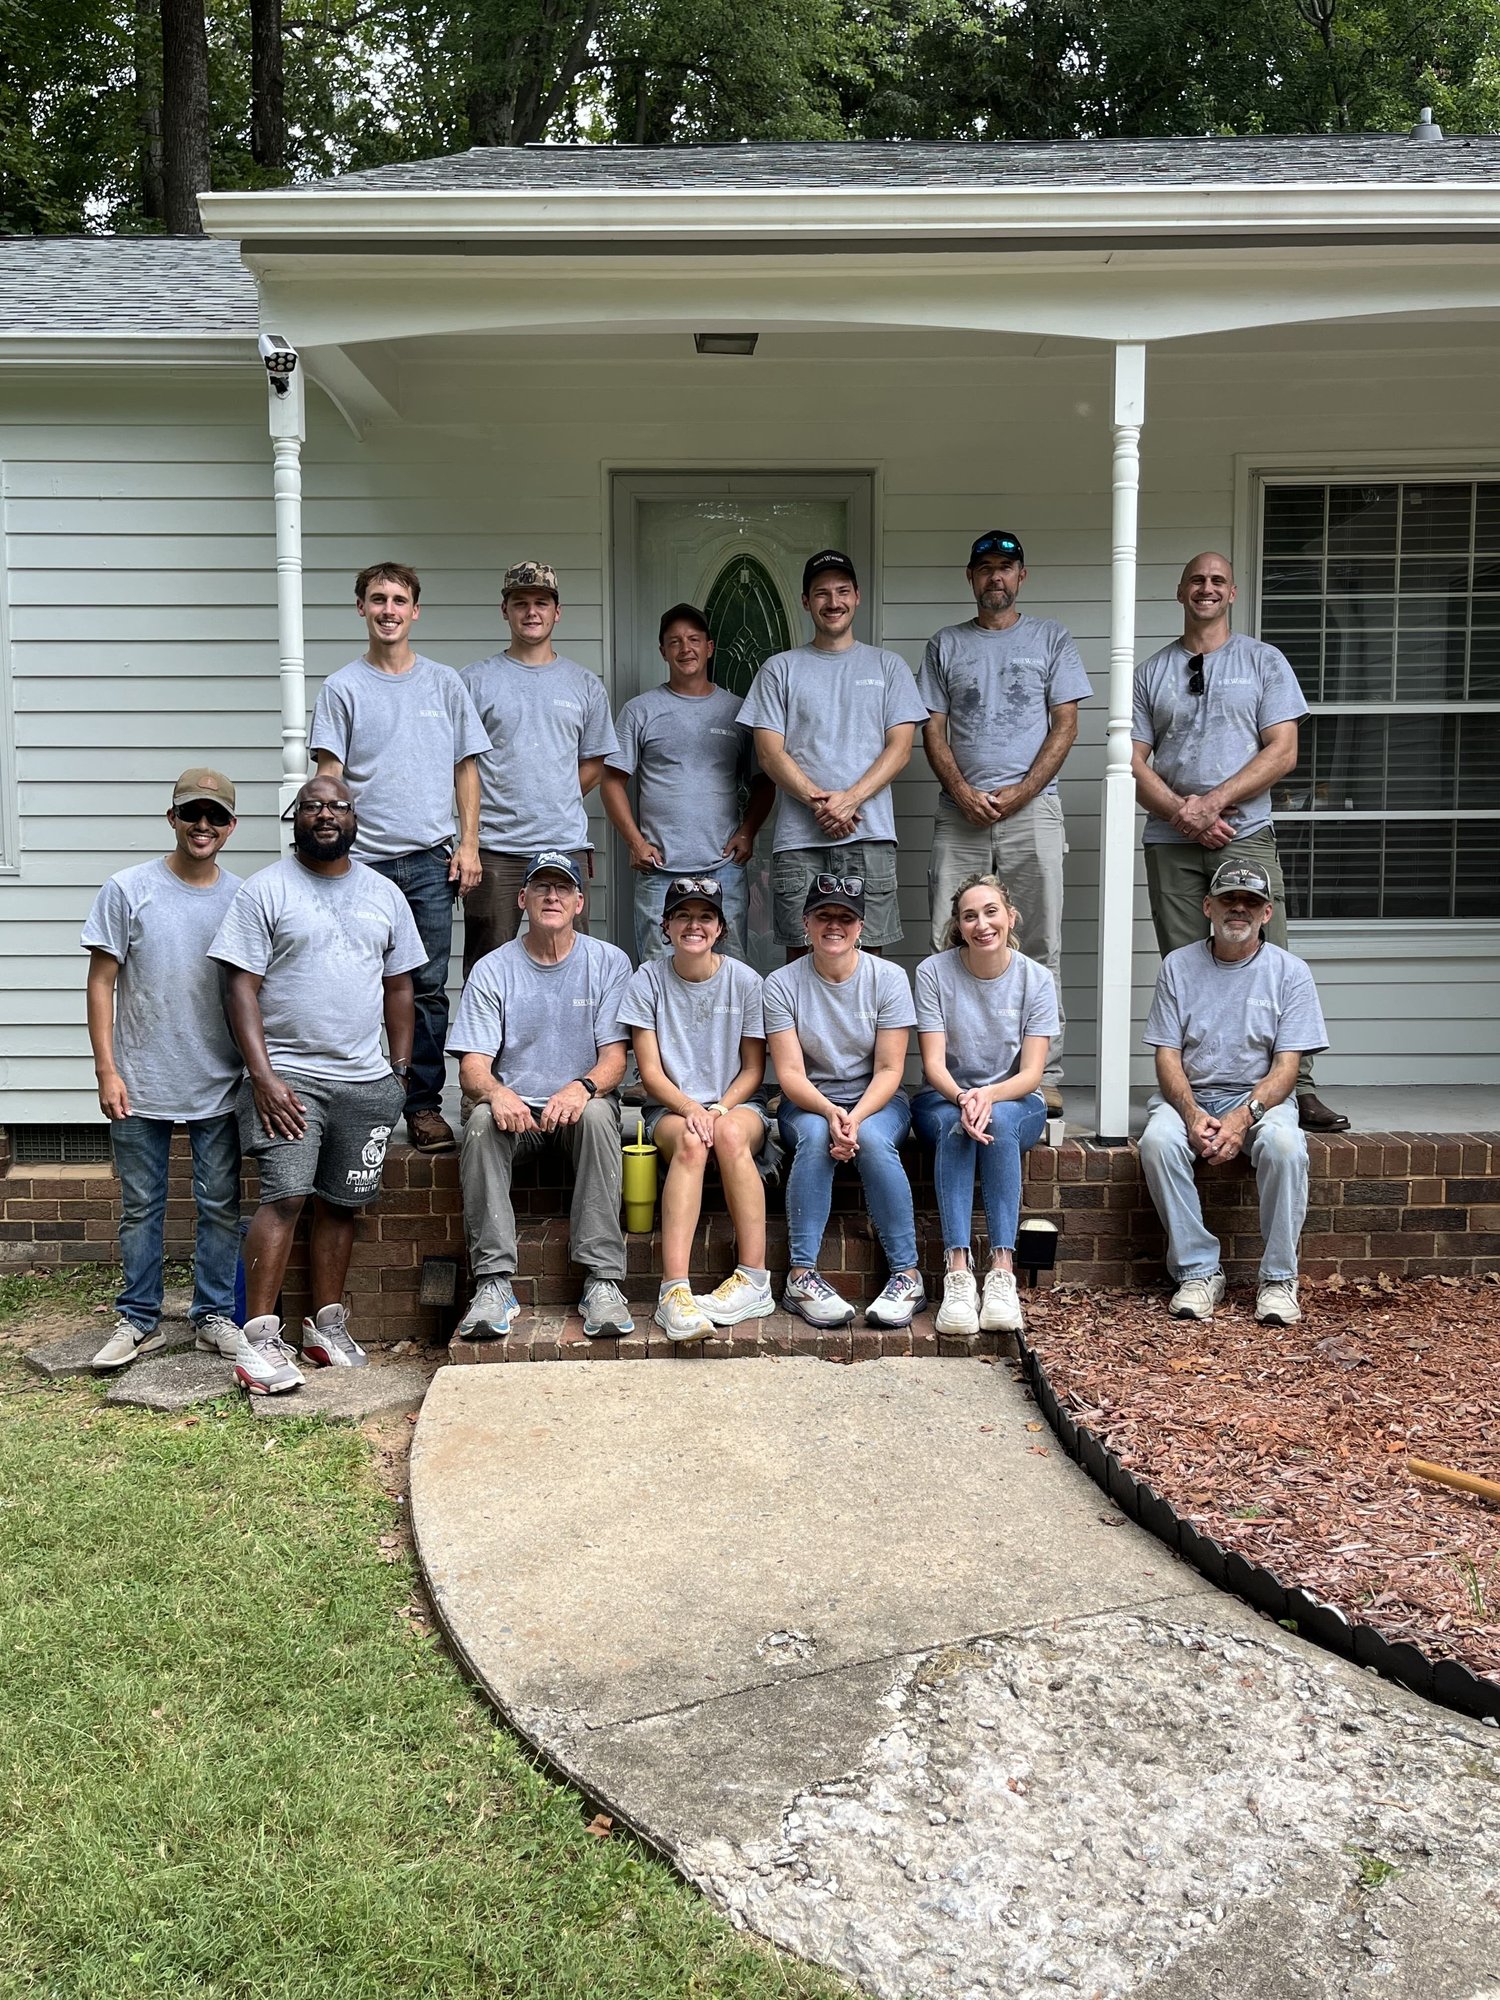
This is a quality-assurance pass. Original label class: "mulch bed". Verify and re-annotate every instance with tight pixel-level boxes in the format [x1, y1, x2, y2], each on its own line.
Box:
[1024, 1273, 1500, 1685]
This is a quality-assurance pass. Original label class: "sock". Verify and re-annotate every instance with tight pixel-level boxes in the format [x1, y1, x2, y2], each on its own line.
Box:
[737, 1265, 770, 1288]
[659, 1278, 687, 1298]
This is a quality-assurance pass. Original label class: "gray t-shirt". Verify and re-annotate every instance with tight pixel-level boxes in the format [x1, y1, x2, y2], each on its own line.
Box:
[1143, 940, 1328, 1095]
[736, 641, 927, 852]
[618, 956, 765, 1108]
[918, 615, 1092, 804]
[209, 856, 426, 1084]
[607, 684, 751, 871]
[309, 654, 491, 861]
[447, 932, 631, 1106]
[460, 652, 619, 853]
[1131, 634, 1308, 845]
[81, 858, 244, 1121]
[914, 948, 1061, 1092]
[762, 953, 917, 1107]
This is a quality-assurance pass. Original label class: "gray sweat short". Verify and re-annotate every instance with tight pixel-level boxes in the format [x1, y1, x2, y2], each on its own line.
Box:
[236, 1070, 407, 1208]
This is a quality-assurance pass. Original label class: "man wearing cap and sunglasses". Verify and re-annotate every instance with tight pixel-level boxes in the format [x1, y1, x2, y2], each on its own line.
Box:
[447, 850, 635, 1343]
[738, 550, 927, 959]
[1131, 551, 1347, 1132]
[460, 561, 618, 974]
[83, 769, 246, 1374]
[1140, 857, 1329, 1327]
[919, 530, 1091, 1117]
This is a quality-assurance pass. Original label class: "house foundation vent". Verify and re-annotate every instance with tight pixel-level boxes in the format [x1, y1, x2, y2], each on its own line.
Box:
[10, 1125, 113, 1167]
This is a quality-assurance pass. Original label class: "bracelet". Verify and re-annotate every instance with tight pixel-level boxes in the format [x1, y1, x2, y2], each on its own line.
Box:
[708, 1101, 729, 1117]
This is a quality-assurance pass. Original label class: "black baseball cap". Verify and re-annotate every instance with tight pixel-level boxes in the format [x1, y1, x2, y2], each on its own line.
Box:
[802, 550, 858, 594]
[802, 874, 866, 921]
[662, 875, 726, 922]
[969, 530, 1025, 567]
[658, 602, 710, 644]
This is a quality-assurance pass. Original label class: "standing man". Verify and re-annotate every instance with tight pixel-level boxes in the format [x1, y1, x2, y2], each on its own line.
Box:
[919, 529, 1091, 1116]
[448, 852, 635, 1343]
[460, 562, 618, 974]
[737, 551, 927, 959]
[83, 769, 245, 1372]
[310, 562, 491, 1154]
[601, 601, 773, 962]
[209, 775, 425, 1393]
[1139, 859, 1329, 1327]
[1131, 551, 1346, 1131]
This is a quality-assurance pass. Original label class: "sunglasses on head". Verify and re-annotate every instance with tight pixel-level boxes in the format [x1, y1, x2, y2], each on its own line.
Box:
[812, 874, 863, 899]
[1186, 653, 1206, 697]
[174, 802, 233, 828]
[668, 877, 721, 901]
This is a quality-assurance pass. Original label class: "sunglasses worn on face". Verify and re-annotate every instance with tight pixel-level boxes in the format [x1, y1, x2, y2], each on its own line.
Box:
[175, 803, 233, 828]
[812, 874, 863, 898]
[1187, 653, 1206, 697]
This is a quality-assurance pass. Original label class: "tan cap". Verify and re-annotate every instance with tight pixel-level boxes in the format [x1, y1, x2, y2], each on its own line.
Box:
[501, 560, 559, 600]
[172, 768, 236, 812]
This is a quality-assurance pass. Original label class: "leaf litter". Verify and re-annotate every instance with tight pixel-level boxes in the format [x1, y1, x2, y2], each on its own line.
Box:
[1025, 1274, 1500, 1683]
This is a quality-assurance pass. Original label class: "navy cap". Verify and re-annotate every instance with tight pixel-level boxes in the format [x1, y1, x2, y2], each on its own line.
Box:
[968, 530, 1025, 567]
[524, 850, 583, 889]
[802, 549, 858, 594]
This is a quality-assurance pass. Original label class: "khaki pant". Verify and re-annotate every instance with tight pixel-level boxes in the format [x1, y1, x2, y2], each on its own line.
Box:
[1143, 826, 1314, 1093]
[460, 1094, 625, 1282]
[462, 848, 591, 978]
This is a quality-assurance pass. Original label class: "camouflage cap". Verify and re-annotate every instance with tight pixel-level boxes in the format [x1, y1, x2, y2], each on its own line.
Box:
[501, 560, 559, 600]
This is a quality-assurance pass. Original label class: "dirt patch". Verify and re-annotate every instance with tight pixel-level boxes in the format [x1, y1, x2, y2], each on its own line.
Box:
[1025, 1273, 1500, 1684]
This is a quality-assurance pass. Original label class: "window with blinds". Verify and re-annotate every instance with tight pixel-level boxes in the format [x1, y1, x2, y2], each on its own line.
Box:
[1259, 479, 1500, 919]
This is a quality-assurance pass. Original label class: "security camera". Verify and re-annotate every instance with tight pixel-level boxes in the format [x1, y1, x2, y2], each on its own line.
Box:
[258, 332, 298, 396]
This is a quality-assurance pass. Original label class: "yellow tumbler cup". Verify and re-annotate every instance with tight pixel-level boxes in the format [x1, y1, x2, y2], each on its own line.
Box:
[622, 1115, 658, 1233]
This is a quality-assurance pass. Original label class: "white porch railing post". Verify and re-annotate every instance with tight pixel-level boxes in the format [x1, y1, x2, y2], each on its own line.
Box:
[1094, 343, 1146, 1144]
[267, 363, 308, 818]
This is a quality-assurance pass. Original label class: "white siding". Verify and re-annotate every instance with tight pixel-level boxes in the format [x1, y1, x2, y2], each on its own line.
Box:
[3, 328, 1499, 1122]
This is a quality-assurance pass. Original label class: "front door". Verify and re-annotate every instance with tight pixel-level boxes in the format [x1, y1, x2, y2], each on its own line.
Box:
[611, 472, 874, 970]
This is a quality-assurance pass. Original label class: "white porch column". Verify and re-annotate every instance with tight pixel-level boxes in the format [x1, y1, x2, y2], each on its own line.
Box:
[1094, 343, 1146, 1145]
[267, 363, 308, 817]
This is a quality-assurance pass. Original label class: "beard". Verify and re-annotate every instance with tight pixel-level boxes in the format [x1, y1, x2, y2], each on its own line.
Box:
[293, 818, 356, 862]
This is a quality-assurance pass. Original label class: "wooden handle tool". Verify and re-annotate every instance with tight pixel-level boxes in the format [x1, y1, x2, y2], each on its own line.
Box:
[1407, 1457, 1500, 1506]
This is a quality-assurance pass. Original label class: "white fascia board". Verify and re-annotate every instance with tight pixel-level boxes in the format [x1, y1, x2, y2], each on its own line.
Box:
[198, 181, 1500, 242]
[0, 333, 255, 368]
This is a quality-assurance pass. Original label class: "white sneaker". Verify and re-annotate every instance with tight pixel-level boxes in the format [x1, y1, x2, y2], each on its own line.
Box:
[934, 1268, 980, 1336]
[231, 1316, 304, 1395]
[1255, 1278, 1302, 1326]
[301, 1304, 367, 1369]
[92, 1318, 166, 1371]
[654, 1283, 713, 1343]
[782, 1269, 855, 1328]
[193, 1313, 242, 1358]
[866, 1272, 926, 1328]
[1170, 1272, 1226, 1321]
[980, 1268, 1024, 1334]
[694, 1270, 776, 1326]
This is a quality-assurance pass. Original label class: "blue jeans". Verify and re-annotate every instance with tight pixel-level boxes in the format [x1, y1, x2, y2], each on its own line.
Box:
[912, 1088, 1047, 1254]
[633, 859, 749, 963]
[1138, 1092, 1307, 1283]
[366, 846, 456, 1111]
[778, 1095, 917, 1274]
[112, 1113, 240, 1331]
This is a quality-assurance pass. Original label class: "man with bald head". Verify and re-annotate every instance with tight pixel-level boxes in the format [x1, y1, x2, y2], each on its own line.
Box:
[1131, 551, 1346, 1131]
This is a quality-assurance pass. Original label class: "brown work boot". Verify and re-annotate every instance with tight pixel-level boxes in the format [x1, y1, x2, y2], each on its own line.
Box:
[406, 1107, 457, 1153]
[1042, 1086, 1064, 1118]
[1296, 1092, 1349, 1133]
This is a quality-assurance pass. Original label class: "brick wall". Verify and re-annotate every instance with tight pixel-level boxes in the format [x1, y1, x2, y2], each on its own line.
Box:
[2, 1124, 1494, 1344]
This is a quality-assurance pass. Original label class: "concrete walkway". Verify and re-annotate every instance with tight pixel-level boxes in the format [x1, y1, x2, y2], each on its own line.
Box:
[411, 1357, 1500, 1999]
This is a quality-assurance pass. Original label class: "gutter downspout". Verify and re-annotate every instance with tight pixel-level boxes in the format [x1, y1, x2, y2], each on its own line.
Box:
[1094, 343, 1146, 1145]
[267, 360, 307, 816]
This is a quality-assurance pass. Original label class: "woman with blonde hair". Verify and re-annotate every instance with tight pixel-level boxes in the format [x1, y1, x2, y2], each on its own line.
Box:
[912, 873, 1058, 1336]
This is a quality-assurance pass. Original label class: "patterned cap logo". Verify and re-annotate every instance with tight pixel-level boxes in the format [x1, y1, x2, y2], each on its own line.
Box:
[502, 560, 559, 598]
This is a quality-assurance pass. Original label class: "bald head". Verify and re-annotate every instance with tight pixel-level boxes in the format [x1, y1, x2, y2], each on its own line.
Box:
[1177, 551, 1237, 637]
[1180, 552, 1234, 590]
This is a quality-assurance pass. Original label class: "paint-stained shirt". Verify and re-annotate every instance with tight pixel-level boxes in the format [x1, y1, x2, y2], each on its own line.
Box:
[460, 652, 618, 854]
[447, 933, 630, 1106]
[918, 615, 1091, 802]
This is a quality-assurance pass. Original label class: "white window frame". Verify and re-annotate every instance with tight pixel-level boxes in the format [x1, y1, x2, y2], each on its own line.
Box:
[0, 460, 18, 875]
[1234, 448, 1500, 948]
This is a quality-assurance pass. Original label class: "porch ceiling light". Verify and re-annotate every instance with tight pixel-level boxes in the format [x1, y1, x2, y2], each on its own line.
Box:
[695, 331, 758, 356]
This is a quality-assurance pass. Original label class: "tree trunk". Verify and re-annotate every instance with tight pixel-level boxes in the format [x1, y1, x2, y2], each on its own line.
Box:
[161, 0, 211, 233]
[251, 0, 286, 171]
[134, 0, 165, 222]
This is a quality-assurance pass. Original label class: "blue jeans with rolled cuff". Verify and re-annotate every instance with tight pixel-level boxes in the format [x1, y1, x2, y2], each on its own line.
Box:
[912, 1088, 1047, 1255]
[778, 1094, 917, 1275]
[112, 1112, 240, 1332]
[365, 845, 456, 1113]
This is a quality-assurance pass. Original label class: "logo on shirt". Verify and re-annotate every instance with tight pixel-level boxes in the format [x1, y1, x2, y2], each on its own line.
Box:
[709, 728, 735, 739]
[553, 698, 583, 712]
[419, 708, 444, 719]
[854, 678, 881, 687]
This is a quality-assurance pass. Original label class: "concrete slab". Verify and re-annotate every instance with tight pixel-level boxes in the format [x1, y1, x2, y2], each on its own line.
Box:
[104, 1348, 233, 1411]
[248, 1363, 430, 1424]
[410, 1356, 1500, 2000]
[28, 1316, 196, 1380]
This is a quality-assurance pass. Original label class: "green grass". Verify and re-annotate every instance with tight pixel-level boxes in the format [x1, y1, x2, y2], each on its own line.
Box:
[0, 1276, 844, 2000]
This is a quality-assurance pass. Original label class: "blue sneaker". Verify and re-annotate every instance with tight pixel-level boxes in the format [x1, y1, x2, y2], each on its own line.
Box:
[580, 1280, 634, 1338]
[455, 1278, 520, 1342]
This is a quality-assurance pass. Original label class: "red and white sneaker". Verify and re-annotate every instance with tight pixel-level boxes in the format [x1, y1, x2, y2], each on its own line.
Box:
[300, 1305, 368, 1369]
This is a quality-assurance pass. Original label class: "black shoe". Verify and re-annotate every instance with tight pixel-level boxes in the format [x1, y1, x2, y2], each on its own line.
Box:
[1297, 1092, 1349, 1132]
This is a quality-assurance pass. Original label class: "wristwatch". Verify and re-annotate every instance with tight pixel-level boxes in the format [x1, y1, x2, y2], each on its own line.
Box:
[1247, 1098, 1267, 1123]
[391, 1061, 412, 1081]
[576, 1076, 598, 1098]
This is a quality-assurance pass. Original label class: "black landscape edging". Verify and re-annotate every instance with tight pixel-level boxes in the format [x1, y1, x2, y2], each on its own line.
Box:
[1018, 1336, 1500, 1725]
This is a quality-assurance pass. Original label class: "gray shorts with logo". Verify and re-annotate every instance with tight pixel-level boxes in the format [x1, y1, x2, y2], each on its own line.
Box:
[236, 1070, 407, 1208]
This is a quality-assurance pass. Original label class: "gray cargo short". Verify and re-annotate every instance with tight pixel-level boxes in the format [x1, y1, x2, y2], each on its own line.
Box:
[236, 1070, 407, 1208]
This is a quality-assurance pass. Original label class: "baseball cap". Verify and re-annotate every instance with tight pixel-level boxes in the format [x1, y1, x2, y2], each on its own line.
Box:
[662, 875, 725, 922]
[172, 768, 235, 813]
[969, 530, 1025, 567]
[1209, 860, 1273, 899]
[523, 850, 583, 889]
[502, 560, 559, 600]
[802, 873, 866, 921]
[658, 602, 711, 644]
[802, 550, 858, 594]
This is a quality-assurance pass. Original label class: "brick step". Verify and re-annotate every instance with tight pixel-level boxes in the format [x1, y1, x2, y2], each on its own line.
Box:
[449, 1308, 1021, 1366]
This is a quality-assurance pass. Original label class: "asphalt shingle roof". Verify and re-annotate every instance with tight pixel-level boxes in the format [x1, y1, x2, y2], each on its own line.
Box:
[0, 235, 257, 333]
[301, 134, 1500, 194]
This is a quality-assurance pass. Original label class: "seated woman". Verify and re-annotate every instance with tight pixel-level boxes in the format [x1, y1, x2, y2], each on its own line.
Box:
[619, 876, 772, 1342]
[763, 875, 923, 1330]
[912, 873, 1058, 1336]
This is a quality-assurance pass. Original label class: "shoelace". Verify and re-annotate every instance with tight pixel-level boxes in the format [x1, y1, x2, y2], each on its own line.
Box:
[259, 1332, 296, 1365]
[318, 1317, 358, 1356]
[888, 1275, 923, 1299]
